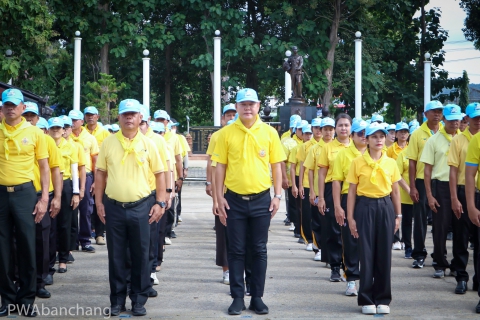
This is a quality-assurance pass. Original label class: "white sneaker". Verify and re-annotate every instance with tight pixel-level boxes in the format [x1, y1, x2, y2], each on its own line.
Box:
[223, 270, 229, 285]
[306, 243, 313, 251]
[178, 216, 183, 223]
[362, 305, 376, 314]
[377, 305, 390, 314]
[314, 251, 322, 261]
[165, 237, 172, 245]
[345, 281, 358, 296]
[392, 241, 402, 250]
[288, 223, 295, 231]
[151, 272, 159, 285]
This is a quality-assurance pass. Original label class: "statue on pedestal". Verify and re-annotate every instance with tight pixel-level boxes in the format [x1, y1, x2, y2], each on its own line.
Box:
[283, 46, 303, 99]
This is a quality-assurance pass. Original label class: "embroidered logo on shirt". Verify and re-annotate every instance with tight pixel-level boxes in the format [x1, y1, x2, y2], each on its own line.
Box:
[21, 138, 29, 145]
[259, 149, 266, 157]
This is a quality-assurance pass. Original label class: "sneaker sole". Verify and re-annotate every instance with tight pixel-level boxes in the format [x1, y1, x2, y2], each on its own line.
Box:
[228, 306, 246, 315]
[329, 279, 342, 282]
[345, 292, 358, 296]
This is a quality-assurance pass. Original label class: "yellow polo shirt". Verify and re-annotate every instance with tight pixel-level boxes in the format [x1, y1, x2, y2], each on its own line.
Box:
[70, 127, 99, 173]
[406, 122, 443, 180]
[282, 136, 301, 186]
[465, 132, 480, 190]
[0, 118, 48, 186]
[296, 139, 317, 188]
[70, 139, 86, 168]
[178, 134, 191, 157]
[396, 149, 413, 204]
[317, 138, 350, 183]
[86, 124, 110, 147]
[206, 130, 221, 156]
[386, 142, 408, 160]
[420, 131, 457, 182]
[164, 130, 182, 157]
[33, 135, 62, 192]
[97, 131, 164, 202]
[346, 154, 401, 198]
[145, 128, 169, 190]
[288, 144, 302, 176]
[332, 144, 363, 194]
[57, 137, 79, 180]
[212, 117, 286, 195]
[448, 129, 473, 186]
[281, 130, 291, 141]
[303, 139, 326, 194]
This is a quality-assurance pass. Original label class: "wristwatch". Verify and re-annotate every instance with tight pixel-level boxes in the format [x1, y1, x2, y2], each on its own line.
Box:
[156, 201, 167, 208]
[274, 194, 282, 200]
[205, 181, 212, 186]
[179, 177, 185, 181]
[166, 188, 173, 193]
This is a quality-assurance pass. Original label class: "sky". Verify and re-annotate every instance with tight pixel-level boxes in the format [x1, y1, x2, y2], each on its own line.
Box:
[425, 0, 480, 84]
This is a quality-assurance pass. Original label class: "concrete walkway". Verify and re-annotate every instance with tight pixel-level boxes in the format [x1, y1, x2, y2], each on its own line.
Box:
[28, 185, 480, 319]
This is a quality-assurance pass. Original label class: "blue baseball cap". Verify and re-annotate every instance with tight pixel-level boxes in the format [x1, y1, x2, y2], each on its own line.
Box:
[365, 122, 388, 137]
[302, 124, 312, 134]
[410, 124, 419, 134]
[227, 119, 234, 125]
[140, 105, 150, 121]
[236, 88, 260, 103]
[84, 106, 99, 115]
[111, 124, 120, 132]
[156, 123, 165, 132]
[366, 119, 372, 124]
[97, 122, 103, 127]
[118, 99, 141, 114]
[443, 104, 463, 121]
[352, 118, 362, 126]
[311, 118, 322, 127]
[424, 100, 443, 112]
[289, 114, 301, 128]
[60, 115, 72, 126]
[223, 104, 236, 114]
[351, 120, 368, 133]
[408, 119, 419, 127]
[293, 119, 303, 130]
[371, 114, 384, 123]
[395, 122, 409, 131]
[48, 117, 64, 128]
[23, 102, 39, 115]
[68, 110, 84, 120]
[153, 110, 170, 120]
[104, 124, 112, 131]
[466, 102, 480, 119]
[320, 117, 335, 128]
[36, 117, 49, 129]
[386, 124, 396, 131]
[2, 89, 24, 105]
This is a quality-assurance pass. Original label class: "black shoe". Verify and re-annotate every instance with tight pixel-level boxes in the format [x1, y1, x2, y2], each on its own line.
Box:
[55, 254, 59, 263]
[171, 231, 177, 239]
[330, 267, 342, 282]
[297, 238, 305, 244]
[455, 281, 467, 294]
[427, 219, 432, 225]
[131, 303, 147, 316]
[476, 300, 480, 313]
[0, 305, 11, 317]
[294, 233, 301, 238]
[283, 218, 290, 224]
[67, 252, 75, 264]
[44, 274, 53, 286]
[108, 305, 126, 316]
[36, 288, 51, 299]
[82, 245, 96, 253]
[245, 283, 251, 296]
[228, 298, 245, 315]
[412, 258, 425, 269]
[447, 232, 453, 241]
[58, 267, 67, 273]
[16, 306, 36, 317]
[473, 281, 479, 292]
[249, 297, 269, 315]
[148, 287, 158, 297]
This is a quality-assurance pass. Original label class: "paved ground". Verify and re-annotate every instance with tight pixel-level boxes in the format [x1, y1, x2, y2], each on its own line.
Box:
[21, 184, 480, 319]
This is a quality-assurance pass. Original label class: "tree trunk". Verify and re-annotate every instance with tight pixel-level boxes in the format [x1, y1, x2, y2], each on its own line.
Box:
[393, 99, 401, 123]
[98, 3, 109, 75]
[246, 68, 258, 92]
[322, 0, 341, 117]
[165, 44, 172, 114]
[417, 0, 425, 115]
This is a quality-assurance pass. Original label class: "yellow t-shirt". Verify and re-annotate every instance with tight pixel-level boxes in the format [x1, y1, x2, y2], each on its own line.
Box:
[206, 130, 221, 156]
[317, 138, 350, 183]
[447, 129, 473, 186]
[164, 131, 182, 157]
[296, 139, 317, 188]
[303, 139, 326, 194]
[86, 124, 110, 147]
[70, 127, 99, 173]
[332, 144, 363, 194]
[71, 139, 86, 167]
[57, 137, 79, 180]
[288, 144, 302, 176]
[282, 137, 301, 186]
[406, 122, 443, 180]
[465, 131, 480, 190]
[386, 142, 408, 160]
[178, 134, 191, 157]
[145, 127, 169, 190]
[346, 153, 401, 198]
[0, 118, 48, 186]
[396, 149, 413, 204]
[420, 131, 456, 182]
[96, 131, 164, 202]
[281, 130, 291, 141]
[33, 135, 62, 192]
[211, 117, 286, 195]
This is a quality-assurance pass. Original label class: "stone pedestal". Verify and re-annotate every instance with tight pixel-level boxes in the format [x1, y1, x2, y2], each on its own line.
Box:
[279, 98, 320, 133]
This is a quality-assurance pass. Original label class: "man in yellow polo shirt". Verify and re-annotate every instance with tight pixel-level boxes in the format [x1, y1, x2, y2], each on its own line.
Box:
[95, 99, 166, 317]
[449, 102, 480, 295]
[69, 109, 99, 253]
[406, 100, 443, 268]
[213, 88, 286, 315]
[420, 104, 461, 279]
[0, 89, 50, 317]
[281, 114, 302, 142]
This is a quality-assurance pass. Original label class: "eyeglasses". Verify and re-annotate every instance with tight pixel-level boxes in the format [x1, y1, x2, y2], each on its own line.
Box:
[354, 130, 365, 137]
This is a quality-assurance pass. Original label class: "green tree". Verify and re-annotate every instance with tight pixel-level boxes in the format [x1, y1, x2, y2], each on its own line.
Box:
[459, 70, 470, 108]
[460, 0, 480, 49]
[85, 73, 126, 124]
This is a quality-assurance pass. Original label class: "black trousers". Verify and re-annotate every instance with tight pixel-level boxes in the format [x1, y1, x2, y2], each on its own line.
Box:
[149, 221, 159, 273]
[401, 204, 414, 250]
[165, 197, 176, 238]
[300, 188, 313, 243]
[432, 180, 453, 271]
[215, 215, 228, 267]
[412, 179, 429, 260]
[35, 194, 52, 291]
[92, 198, 105, 237]
[70, 207, 79, 251]
[104, 194, 153, 306]
[0, 182, 37, 307]
[177, 187, 182, 217]
[287, 186, 300, 234]
[453, 187, 478, 283]
[311, 195, 323, 253]
[340, 195, 360, 281]
[57, 179, 73, 263]
[355, 196, 395, 306]
[156, 211, 167, 267]
[324, 182, 342, 268]
[225, 191, 271, 299]
[474, 194, 480, 297]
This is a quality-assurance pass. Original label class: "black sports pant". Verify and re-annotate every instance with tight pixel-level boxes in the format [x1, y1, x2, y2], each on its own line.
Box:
[412, 179, 429, 260]
[432, 180, 452, 271]
[35, 194, 52, 291]
[57, 179, 73, 263]
[301, 188, 313, 243]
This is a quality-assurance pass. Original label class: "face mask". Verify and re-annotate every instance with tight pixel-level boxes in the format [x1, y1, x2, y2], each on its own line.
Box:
[170, 128, 177, 134]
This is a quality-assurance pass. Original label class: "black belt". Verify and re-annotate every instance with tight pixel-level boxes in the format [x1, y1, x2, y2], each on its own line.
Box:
[0, 181, 33, 193]
[226, 189, 269, 201]
[458, 185, 480, 194]
[106, 193, 153, 209]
